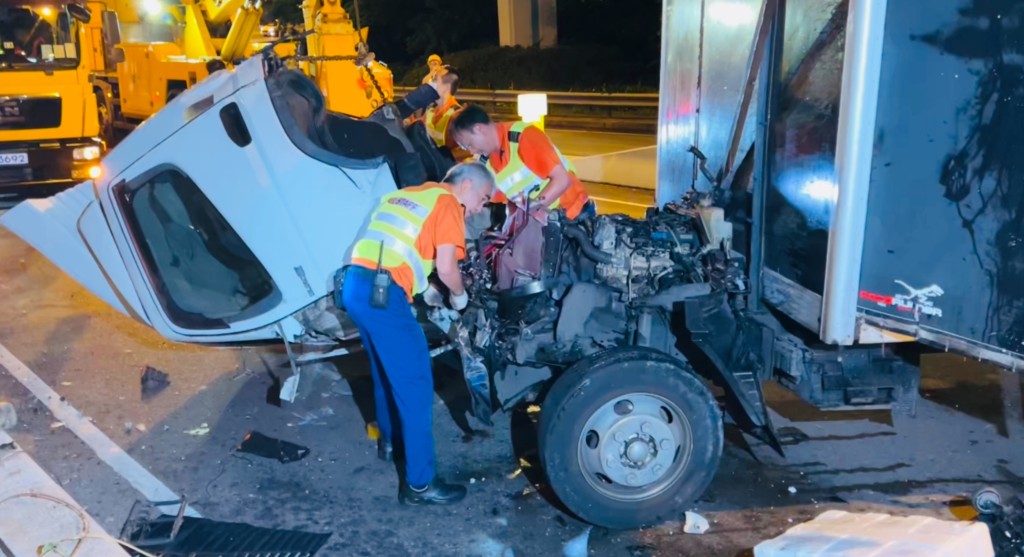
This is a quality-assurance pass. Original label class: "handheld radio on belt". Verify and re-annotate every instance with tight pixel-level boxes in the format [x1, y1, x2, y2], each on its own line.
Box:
[370, 240, 391, 309]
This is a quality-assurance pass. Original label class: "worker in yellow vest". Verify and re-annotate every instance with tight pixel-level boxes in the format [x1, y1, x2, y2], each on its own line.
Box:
[450, 105, 595, 222]
[340, 162, 495, 506]
[421, 67, 473, 161]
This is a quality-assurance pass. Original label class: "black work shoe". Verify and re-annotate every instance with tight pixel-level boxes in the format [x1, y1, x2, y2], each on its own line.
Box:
[377, 439, 393, 462]
[399, 478, 467, 506]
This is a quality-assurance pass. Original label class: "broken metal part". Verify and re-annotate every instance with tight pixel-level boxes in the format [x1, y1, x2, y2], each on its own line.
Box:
[237, 431, 310, 463]
[140, 367, 170, 401]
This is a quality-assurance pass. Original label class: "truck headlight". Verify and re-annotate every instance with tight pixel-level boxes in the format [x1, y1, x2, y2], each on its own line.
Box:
[73, 145, 102, 161]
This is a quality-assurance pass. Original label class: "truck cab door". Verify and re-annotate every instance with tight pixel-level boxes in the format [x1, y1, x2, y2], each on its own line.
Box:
[92, 96, 295, 343]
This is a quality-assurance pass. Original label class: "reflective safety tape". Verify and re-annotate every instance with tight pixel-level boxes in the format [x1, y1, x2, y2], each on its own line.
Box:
[361, 229, 427, 289]
[375, 211, 419, 243]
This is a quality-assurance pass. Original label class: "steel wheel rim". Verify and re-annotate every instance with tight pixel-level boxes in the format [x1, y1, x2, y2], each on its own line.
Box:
[577, 391, 693, 502]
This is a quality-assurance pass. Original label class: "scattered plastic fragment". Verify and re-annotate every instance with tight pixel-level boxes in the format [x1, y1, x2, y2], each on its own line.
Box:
[684, 511, 710, 534]
[330, 380, 353, 396]
[184, 423, 210, 436]
[468, 533, 515, 557]
[141, 366, 171, 400]
[526, 405, 541, 414]
[124, 421, 134, 434]
[50, 421, 65, 430]
[292, 406, 335, 426]
[562, 527, 592, 557]
[60, 382, 72, 386]
[136, 423, 147, 432]
[788, 486, 798, 494]
[237, 431, 310, 463]
[0, 401, 16, 429]
[507, 468, 522, 480]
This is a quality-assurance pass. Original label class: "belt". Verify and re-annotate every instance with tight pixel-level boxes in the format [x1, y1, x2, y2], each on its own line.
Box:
[346, 264, 394, 281]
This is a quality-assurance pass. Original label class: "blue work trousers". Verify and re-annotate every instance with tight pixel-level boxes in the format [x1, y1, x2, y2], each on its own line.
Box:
[342, 266, 436, 488]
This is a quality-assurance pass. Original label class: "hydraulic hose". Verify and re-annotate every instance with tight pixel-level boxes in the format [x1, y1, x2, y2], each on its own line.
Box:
[564, 224, 613, 264]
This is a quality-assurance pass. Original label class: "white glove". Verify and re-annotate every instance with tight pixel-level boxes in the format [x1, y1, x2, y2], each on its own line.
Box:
[423, 284, 445, 308]
[449, 290, 469, 311]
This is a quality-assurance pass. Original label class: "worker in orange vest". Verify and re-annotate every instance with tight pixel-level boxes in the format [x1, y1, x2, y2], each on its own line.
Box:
[342, 162, 495, 506]
[422, 67, 472, 161]
[450, 105, 594, 222]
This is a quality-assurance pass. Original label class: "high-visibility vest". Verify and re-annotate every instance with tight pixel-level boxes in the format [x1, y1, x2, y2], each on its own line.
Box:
[350, 186, 451, 295]
[486, 121, 578, 210]
[425, 98, 460, 148]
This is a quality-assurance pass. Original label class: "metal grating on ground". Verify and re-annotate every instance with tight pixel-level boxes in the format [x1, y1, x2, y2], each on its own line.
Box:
[124, 515, 331, 556]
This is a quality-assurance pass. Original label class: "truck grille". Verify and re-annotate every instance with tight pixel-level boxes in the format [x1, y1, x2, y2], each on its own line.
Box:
[0, 97, 61, 130]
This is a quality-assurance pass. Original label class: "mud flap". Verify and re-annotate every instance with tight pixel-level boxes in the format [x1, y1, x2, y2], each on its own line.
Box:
[680, 294, 784, 456]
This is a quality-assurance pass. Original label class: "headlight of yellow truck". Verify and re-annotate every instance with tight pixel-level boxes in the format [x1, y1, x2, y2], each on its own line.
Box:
[73, 145, 102, 161]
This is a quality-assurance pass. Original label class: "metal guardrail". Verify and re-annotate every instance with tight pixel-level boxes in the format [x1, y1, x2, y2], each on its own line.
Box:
[393, 87, 659, 108]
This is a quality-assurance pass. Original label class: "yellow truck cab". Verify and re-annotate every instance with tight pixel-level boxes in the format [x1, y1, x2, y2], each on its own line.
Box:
[0, 2, 103, 203]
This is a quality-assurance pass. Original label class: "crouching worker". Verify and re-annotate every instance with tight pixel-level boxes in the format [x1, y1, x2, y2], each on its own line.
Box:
[341, 162, 495, 505]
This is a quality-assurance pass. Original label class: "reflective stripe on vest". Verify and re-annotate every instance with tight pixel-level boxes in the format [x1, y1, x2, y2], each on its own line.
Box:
[425, 101, 460, 148]
[486, 121, 577, 210]
[349, 186, 450, 295]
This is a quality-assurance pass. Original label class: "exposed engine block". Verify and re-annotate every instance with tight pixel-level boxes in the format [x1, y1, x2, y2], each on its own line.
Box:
[591, 212, 701, 299]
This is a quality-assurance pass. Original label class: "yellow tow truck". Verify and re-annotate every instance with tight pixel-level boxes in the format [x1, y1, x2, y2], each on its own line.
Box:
[0, 1, 103, 202]
[0, 0, 393, 202]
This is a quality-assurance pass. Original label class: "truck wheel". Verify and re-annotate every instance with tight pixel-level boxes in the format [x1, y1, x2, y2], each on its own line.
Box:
[538, 347, 723, 529]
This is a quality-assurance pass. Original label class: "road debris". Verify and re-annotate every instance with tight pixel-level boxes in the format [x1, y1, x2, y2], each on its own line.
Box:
[328, 380, 353, 396]
[49, 421, 64, 431]
[755, 510, 994, 556]
[468, 533, 515, 557]
[684, 511, 710, 534]
[237, 431, 310, 463]
[291, 406, 335, 426]
[141, 366, 171, 400]
[184, 423, 210, 436]
[788, 486, 798, 494]
[563, 527, 592, 557]
[0, 401, 16, 429]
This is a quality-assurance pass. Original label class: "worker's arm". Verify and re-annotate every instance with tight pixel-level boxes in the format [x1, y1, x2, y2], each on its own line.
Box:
[435, 243, 465, 296]
[535, 164, 572, 207]
[517, 126, 572, 208]
[396, 84, 440, 120]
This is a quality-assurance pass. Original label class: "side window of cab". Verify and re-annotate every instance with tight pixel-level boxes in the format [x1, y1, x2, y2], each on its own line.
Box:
[115, 166, 281, 330]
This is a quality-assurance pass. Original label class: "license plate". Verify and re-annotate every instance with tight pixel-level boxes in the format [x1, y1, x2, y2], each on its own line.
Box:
[0, 153, 28, 166]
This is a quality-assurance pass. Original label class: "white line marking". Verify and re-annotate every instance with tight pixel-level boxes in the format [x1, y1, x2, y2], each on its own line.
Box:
[0, 341, 201, 517]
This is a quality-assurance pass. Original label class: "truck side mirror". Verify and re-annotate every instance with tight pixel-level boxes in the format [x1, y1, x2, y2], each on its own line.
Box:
[67, 3, 92, 24]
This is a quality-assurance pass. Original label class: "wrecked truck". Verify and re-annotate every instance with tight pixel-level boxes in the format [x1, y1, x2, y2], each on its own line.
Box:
[0, 49, 732, 529]
[5, 0, 1024, 532]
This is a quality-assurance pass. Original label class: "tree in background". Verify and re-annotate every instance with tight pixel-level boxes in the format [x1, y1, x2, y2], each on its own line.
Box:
[261, 0, 662, 89]
[558, 0, 662, 76]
